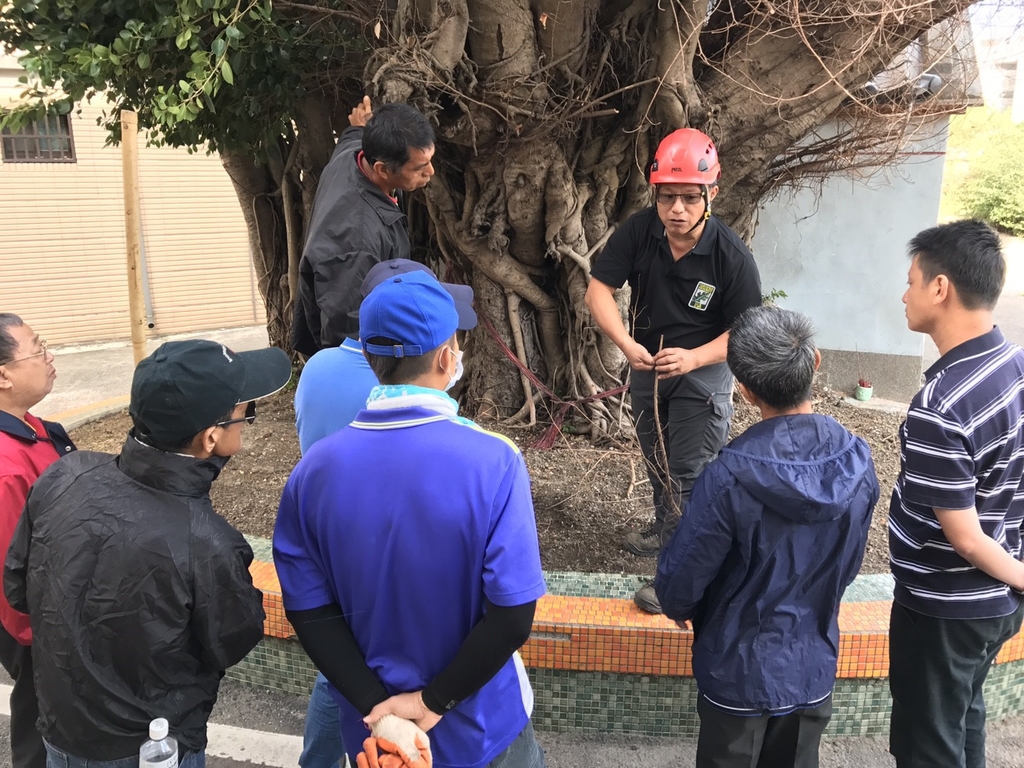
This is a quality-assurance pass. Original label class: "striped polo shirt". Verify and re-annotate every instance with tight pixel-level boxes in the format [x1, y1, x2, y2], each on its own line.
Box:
[890, 327, 1024, 619]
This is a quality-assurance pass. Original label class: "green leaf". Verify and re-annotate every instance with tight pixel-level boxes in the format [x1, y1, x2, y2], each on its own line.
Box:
[137, 51, 151, 69]
[220, 59, 233, 85]
[224, 25, 241, 40]
[211, 37, 226, 57]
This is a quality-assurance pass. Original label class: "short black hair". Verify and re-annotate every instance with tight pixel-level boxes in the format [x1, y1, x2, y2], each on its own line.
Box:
[365, 336, 450, 385]
[0, 313, 25, 364]
[728, 306, 817, 411]
[909, 220, 1005, 310]
[132, 406, 236, 453]
[362, 104, 435, 174]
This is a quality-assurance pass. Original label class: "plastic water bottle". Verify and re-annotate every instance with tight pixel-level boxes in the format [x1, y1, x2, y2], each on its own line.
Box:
[140, 718, 178, 768]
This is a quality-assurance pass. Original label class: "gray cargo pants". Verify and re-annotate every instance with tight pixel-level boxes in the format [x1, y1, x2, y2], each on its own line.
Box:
[630, 362, 734, 548]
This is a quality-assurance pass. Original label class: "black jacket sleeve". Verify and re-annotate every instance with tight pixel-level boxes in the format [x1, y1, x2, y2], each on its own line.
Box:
[286, 604, 390, 716]
[421, 600, 536, 714]
[3, 491, 32, 614]
[190, 516, 266, 671]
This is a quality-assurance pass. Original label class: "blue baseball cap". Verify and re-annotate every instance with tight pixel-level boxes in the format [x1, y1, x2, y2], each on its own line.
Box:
[360, 259, 477, 331]
[360, 271, 460, 358]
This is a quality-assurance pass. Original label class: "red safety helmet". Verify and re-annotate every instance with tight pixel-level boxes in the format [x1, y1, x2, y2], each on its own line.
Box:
[649, 128, 721, 186]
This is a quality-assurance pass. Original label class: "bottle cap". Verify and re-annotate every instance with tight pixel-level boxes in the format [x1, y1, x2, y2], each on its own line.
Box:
[149, 718, 169, 741]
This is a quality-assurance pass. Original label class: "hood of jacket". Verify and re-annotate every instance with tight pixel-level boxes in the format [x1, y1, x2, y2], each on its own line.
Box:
[118, 430, 229, 496]
[717, 413, 874, 525]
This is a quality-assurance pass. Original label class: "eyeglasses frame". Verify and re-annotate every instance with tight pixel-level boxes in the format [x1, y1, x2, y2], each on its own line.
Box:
[0, 340, 49, 366]
[214, 400, 257, 428]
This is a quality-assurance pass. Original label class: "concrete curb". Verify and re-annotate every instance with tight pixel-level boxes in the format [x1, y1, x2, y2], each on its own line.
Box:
[49, 396, 130, 431]
[840, 396, 909, 416]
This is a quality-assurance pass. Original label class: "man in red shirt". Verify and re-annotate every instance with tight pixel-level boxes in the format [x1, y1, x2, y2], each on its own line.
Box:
[0, 313, 74, 768]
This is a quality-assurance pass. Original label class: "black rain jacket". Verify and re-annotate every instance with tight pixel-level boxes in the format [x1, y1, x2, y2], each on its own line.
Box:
[3, 433, 265, 760]
[292, 125, 410, 355]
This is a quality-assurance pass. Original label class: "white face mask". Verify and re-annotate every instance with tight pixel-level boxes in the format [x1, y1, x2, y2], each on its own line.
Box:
[445, 348, 464, 391]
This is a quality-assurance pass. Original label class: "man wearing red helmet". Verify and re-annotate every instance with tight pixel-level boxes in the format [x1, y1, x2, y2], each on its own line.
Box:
[585, 128, 762, 614]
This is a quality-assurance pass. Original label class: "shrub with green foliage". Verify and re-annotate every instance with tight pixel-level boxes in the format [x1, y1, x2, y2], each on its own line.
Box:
[0, 0, 362, 155]
[946, 108, 1024, 236]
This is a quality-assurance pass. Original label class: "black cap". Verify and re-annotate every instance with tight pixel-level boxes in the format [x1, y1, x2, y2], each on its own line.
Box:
[130, 340, 292, 446]
[360, 259, 477, 331]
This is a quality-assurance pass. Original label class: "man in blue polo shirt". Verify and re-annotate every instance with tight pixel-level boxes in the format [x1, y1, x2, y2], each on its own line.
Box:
[292, 259, 477, 768]
[295, 259, 477, 454]
[275, 271, 546, 768]
[889, 220, 1024, 768]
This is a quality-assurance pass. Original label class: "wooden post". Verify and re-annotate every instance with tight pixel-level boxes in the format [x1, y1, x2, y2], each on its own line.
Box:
[120, 110, 147, 365]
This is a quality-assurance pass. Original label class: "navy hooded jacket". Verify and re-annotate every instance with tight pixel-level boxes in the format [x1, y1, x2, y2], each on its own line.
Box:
[655, 413, 879, 713]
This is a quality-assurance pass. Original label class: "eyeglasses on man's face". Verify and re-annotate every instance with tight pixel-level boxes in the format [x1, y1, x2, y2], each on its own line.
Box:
[215, 401, 257, 428]
[655, 192, 705, 207]
[0, 340, 49, 366]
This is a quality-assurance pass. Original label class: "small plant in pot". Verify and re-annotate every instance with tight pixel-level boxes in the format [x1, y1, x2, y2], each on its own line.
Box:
[855, 377, 873, 402]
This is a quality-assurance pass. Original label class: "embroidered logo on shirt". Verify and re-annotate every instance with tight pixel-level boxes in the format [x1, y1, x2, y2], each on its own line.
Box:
[688, 281, 716, 311]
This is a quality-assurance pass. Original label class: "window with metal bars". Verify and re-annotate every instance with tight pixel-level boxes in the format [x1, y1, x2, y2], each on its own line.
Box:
[1, 113, 76, 163]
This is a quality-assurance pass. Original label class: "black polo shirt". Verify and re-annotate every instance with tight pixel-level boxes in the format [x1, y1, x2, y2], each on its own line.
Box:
[591, 208, 761, 354]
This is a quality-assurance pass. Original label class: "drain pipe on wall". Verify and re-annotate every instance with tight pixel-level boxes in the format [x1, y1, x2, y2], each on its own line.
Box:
[136, 203, 156, 330]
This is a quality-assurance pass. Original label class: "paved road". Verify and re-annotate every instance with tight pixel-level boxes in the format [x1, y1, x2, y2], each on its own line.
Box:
[36, 325, 269, 424]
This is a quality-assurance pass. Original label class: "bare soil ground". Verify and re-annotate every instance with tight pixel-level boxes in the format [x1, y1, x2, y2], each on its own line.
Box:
[70, 386, 902, 576]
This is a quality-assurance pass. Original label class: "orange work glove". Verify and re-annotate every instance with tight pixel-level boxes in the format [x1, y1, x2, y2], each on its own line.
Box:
[356, 734, 432, 768]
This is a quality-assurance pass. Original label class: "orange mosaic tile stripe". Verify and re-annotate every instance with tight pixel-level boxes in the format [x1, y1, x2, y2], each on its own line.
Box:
[248, 561, 1024, 678]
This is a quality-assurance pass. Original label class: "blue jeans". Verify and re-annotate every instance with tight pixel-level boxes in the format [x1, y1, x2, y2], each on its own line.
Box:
[44, 740, 205, 768]
[300, 673, 346, 768]
[487, 722, 545, 768]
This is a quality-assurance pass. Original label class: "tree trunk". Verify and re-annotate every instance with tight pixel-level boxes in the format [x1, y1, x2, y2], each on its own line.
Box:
[364, 0, 975, 433]
[221, 149, 292, 349]
[223, 0, 976, 436]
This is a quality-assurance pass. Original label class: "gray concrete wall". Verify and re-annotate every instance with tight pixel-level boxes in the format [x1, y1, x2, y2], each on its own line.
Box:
[750, 117, 950, 401]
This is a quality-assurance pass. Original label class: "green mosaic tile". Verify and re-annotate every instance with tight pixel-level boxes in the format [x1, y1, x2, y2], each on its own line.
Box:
[226, 635, 318, 697]
[244, 534, 274, 564]
[542, 572, 647, 599]
[226, 634, 1024, 738]
[235, 535, 1024, 737]
[841, 574, 896, 603]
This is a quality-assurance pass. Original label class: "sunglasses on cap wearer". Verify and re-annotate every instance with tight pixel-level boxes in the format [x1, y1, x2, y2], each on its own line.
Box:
[214, 401, 257, 428]
[0, 340, 49, 365]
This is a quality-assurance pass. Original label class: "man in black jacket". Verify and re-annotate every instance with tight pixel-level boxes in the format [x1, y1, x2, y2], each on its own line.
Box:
[4, 339, 291, 767]
[292, 96, 436, 355]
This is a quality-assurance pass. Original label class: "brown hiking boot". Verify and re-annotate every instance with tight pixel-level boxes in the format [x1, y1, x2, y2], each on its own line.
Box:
[623, 525, 661, 557]
[633, 581, 663, 614]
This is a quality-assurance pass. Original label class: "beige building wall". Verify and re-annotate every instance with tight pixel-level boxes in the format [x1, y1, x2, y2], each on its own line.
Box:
[1, 62, 265, 346]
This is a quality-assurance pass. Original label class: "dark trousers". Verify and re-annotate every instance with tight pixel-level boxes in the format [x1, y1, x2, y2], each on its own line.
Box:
[0, 624, 45, 768]
[696, 694, 832, 768]
[630, 364, 733, 547]
[889, 600, 1024, 768]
